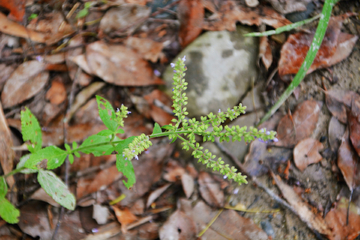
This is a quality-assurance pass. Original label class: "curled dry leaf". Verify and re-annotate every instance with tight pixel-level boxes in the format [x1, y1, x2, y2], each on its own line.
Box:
[293, 138, 324, 172]
[337, 128, 360, 192]
[325, 197, 360, 240]
[198, 171, 224, 208]
[271, 172, 332, 236]
[178, 0, 204, 48]
[146, 183, 171, 208]
[278, 13, 358, 77]
[124, 37, 164, 63]
[348, 97, 360, 157]
[112, 206, 138, 234]
[328, 116, 346, 152]
[71, 41, 164, 86]
[275, 100, 320, 147]
[45, 80, 66, 105]
[325, 89, 359, 124]
[203, 0, 291, 31]
[1, 60, 49, 108]
[99, 5, 150, 37]
[259, 36, 272, 70]
[181, 173, 194, 199]
[159, 210, 197, 240]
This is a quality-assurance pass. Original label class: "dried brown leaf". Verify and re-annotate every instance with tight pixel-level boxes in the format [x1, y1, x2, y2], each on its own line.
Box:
[348, 97, 360, 157]
[293, 138, 324, 172]
[1, 61, 48, 108]
[112, 206, 138, 233]
[159, 210, 197, 240]
[275, 100, 320, 147]
[259, 36, 272, 70]
[198, 172, 224, 208]
[265, 0, 311, 14]
[45, 80, 66, 104]
[328, 116, 346, 152]
[124, 37, 163, 63]
[181, 173, 194, 199]
[146, 183, 171, 208]
[325, 89, 358, 123]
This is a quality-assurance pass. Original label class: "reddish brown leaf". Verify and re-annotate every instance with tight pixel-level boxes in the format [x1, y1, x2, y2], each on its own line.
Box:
[293, 138, 324, 172]
[198, 172, 224, 208]
[45, 79, 66, 105]
[163, 159, 186, 182]
[178, 0, 204, 48]
[338, 128, 360, 192]
[202, 1, 291, 31]
[278, 13, 357, 76]
[348, 97, 360, 157]
[0, 0, 25, 22]
[124, 37, 164, 63]
[259, 36, 272, 70]
[143, 89, 174, 126]
[325, 89, 359, 124]
[325, 197, 360, 240]
[328, 116, 346, 152]
[159, 210, 197, 240]
[1, 61, 48, 108]
[112, 206, 138, 233]
[271, 172, 332, 236]
[275, 100, 320, 147]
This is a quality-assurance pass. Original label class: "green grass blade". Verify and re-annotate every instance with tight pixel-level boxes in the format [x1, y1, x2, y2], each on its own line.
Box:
[258, 0, 336, 126]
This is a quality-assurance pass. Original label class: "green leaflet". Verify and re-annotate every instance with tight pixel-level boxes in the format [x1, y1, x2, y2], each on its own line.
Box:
[116, 154, 136, 189]
[0, 177, 7, 198]
[78, 134, 115, 156]
[37, 170, 76, 210]
[96, 96, 118, 133]
[21, 108, 42, 153]
[0, 198, 20, 224]
[16, 154, 38, 174]
[25, 146, 68, 170]
[152, 123, 162, 135]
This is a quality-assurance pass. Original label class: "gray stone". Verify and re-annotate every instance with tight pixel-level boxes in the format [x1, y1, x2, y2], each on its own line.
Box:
[163, 25, 259, 118]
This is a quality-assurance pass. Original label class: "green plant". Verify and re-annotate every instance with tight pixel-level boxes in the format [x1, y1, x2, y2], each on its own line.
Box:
[0, 57, 276, 224]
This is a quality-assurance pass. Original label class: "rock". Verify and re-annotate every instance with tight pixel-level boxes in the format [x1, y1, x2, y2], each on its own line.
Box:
[163, 25, 259, 118]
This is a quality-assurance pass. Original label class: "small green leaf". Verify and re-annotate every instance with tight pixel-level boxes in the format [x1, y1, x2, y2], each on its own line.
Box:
[152, 123, 162, 135]
[96, 96, 118, 133]
[116, 154, 136, 189]
[114, 136, 135, 153]
[72, 141, 78, 150]
[84, 1, 92, 8]
[74, 151, 80, 158]
[28, 13, 38, 21]
[37, 170, 76, 210]
[79, 134, 115, 156]
[0, 197, 20, 223]
[68, 154, 74, 164]
[115, 128, 125, 134]
[25, 146, 68, 170]
[21, 108, 42, 153]
[162, 124, 173, 130]
[76, 8, 89, 19]
[97, 129, 114, 136]
[64, 143, 71, 152]
[16, 154, 38, 174]
[0, 177, 7, 198]
[170, 135, 177, 143]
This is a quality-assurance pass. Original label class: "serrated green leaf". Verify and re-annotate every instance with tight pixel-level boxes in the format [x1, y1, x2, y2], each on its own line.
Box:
[64, 143, 71, 152]
[79, 134, 114, 156]
[116, 154, 136, 189]
[96, 96, 118, 133]
[68, 154, 74, 164]
[97, 129, 114, 136]
[37, 170, 76, 210]
[0, 197, 20, 223]
[152, 123, 162, 135]
[21, 108, 42, 153]
[0, 177, 7, 198]
[25, 146, 67, 170]
[16, 154, 38, 174]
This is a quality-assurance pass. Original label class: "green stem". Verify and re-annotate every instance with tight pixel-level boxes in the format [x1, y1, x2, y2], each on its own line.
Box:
[258, 0, 335, 126]
[4, 167, 25, 178]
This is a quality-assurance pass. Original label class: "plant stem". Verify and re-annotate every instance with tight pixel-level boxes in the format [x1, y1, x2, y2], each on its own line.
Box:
[258, 0, 335, 126]
[4, 167, 25, 178]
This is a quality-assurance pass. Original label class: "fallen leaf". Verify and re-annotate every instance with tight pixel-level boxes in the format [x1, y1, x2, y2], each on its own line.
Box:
[325, 196, 360, 240]
[146, 183, 171, 208]
[275, 100, 321, 147]
[203, 1, 291, 31]
[0, 0, 25, 22]
[178, 0, 204, 47]
[278, 13, 358, 77]
[112, 206, 138, 233]
[325, 89, 359, 124]
[0, 64, 15, 91]
[265, 0, 311, 14]
[159, 210, 197, 240]
[0, 103, 15, 188]
[99, 5, 150, 37]
[293, 138, 324, 172]
[30, 188, 60, 207]
[0, 12, 46, 43]
[348, 97, 360, 157]
[337, 128, 360, 192]
[45, 79, 66, 104]
[181, 173, 194, 199]
[124, 37, 164, 63]
[271, 172, 332, 236]
[328, 116, 346, 152]
[143, 89, 174, 126]
[259, 36, 272, 70]
[198, 171, 224, 208]
[1, 60, 48, 108]
[72, 41, 164, 86]
[163, 159, 186, 182]
[191, 201, 268, 239]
